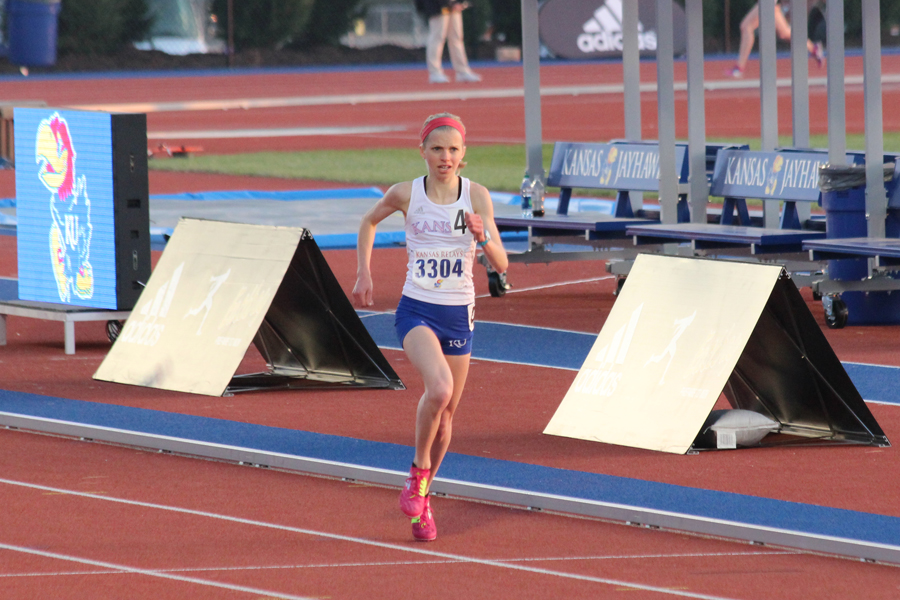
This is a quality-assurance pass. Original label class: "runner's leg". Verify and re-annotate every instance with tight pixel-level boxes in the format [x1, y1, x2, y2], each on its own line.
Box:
[426, 352, 471, 487]
[403, 325, 455, 471]
[736, 4, 761, 71]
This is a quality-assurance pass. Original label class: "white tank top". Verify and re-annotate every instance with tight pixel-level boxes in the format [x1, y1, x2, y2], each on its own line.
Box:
[401, 176, 476, 305]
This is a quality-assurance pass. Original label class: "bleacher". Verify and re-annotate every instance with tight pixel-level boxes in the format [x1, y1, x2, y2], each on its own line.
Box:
[486, 140, 692, 295]
[627, 148, 831, 254]
[488, 142, 900, 325]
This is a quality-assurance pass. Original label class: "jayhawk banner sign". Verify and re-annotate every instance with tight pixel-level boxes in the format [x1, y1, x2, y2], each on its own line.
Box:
[15, 108, 119, 309]
[547, 141, 689, 191]
[709, 149, 828, 202]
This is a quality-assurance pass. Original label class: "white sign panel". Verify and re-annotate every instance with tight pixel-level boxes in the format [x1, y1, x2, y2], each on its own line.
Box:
[544, 254, 782, 454]
[95, 219, 303, 396]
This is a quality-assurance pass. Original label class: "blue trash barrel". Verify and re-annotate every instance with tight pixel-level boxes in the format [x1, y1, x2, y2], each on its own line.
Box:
[6, 0, 63, 67]
[821, 163, 900, 325]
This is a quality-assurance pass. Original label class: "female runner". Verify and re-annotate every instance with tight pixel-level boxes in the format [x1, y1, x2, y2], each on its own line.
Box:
[352, 112, 508, 541]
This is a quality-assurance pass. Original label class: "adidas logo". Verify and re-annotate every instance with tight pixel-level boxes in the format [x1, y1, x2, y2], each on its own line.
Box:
[594, 302, 641, 367]
[118, 262, 185, 347]
[571, 303, 642, 398]
[577, 0, 657, 54]
[140, 262, 184, 320]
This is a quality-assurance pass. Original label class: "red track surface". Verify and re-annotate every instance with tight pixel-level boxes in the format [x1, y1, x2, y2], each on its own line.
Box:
[7, 428, 900, 600]
[1, 53, 899, 154]
[2, 55, 900, 597]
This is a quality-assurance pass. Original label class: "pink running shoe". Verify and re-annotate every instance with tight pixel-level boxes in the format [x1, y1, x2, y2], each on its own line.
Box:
[727, 65, 743, 79]
[411, 496, 437, 542]
[811, 42, 825, 68]
[399, 465, 430, 517]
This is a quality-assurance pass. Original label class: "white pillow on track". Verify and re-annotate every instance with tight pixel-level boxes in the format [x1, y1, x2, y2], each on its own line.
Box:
[696, 409, 781, 449]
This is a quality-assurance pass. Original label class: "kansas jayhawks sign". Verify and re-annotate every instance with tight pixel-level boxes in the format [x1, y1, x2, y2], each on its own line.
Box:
[15, 108, 118, 309]
[547, 141, 689, 190]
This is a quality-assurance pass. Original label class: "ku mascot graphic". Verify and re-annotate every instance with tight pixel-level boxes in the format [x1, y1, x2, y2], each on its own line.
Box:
[35, 113, 94, 302]
[599, 146, 618, 186]
[764, 155, 784, 196]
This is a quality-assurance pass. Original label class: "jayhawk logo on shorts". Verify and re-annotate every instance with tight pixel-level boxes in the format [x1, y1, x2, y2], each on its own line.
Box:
[36, 112, 94, 303]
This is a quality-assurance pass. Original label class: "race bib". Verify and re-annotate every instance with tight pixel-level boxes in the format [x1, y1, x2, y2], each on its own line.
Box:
[447, 207, 468, 237]
[411, 247, 467, 290]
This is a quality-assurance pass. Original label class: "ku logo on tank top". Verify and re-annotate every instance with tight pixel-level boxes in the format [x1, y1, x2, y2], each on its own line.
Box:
[410, 208, 467, 236]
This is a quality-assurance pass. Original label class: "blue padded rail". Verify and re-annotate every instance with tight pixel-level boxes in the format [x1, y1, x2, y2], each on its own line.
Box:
[0, 389, 899, 555]
[805, 237, 900, 266]
[627, 222, 826, 254]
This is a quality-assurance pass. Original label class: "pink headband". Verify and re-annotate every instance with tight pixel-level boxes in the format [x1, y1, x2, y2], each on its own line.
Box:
[420, 117, 465, 145]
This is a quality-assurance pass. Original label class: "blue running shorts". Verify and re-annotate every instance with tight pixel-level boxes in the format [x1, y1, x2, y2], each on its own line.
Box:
[394, 295, 474, 356]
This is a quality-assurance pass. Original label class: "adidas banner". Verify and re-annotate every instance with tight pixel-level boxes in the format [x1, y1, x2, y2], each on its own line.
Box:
[539, 0, 686, 60]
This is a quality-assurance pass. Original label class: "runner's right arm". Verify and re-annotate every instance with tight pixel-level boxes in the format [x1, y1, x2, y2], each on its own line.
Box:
[353, 182, 411, 307]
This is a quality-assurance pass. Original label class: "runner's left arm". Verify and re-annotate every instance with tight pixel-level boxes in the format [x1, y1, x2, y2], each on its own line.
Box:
[467, 183, 509, 274]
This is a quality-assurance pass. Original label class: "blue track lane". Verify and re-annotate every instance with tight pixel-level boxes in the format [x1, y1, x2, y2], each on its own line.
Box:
[1, 389, 899, 549]
[358, 312, 900, 406]
[2, 280, 896, 404]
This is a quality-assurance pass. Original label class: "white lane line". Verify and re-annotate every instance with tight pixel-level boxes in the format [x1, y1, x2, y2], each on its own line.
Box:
[65, 73, 900, 114]
[475, 275, 614, 298]
[0, 543, 316, 600]
[496, 551, 797, 562]
[0, 477, 743, 600]
[67, 88, 529, 113]
[0, 551, 794, 579]
[148, 125, 405, 140]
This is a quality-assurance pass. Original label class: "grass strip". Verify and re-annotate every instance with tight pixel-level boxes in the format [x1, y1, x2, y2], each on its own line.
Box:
[149, 133, 900, 197]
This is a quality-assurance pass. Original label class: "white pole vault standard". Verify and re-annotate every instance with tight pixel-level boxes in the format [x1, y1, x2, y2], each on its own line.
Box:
[521, 0, 544, 183]
[862, 0, 886, 239]
[655, 0, 678, 225]
[826, 0, 847, 166]
[622, 0, 643, 216]
[790, 0, 812, 225]
[759, 0, 780, 228]
[685, 0, 708, 223]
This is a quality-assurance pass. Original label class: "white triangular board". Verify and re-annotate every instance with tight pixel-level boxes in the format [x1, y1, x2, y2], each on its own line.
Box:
[544, 254, 782, 454]
[94, 219, 303, 396]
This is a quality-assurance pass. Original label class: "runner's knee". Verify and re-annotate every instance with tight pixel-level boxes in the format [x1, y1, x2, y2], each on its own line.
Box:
[424, 379, 454, 411]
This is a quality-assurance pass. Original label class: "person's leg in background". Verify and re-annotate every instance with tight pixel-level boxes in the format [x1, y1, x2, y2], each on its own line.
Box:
[773, 4, 825, 67]
[729, 2, 822, 78]
[446, 8, 480, 82]
[426, 13, 451, 83]
[731, 3, 761, 77]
